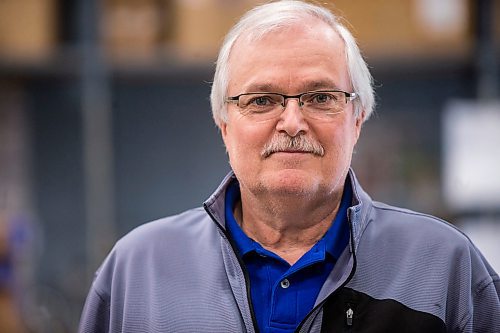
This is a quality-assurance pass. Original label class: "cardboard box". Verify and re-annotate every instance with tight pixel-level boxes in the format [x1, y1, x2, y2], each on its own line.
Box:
[172, 0, 255, 62]
[0, 0, 57, 60]
[102, 0, 161, 61]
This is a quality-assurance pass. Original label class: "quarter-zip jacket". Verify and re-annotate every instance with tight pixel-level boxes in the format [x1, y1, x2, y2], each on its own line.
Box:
[79, 170, 500, 332]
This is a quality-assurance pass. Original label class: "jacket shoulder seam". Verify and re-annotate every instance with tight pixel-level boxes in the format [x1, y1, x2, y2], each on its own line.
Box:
[91, 283, 109, 304]
[372, 202, 446, 221]
[474, 276, 497, 298]
[371, 202, 469, 235]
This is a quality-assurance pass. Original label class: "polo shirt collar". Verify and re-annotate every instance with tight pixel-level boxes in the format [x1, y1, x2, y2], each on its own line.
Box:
[224, 180, 257, 257]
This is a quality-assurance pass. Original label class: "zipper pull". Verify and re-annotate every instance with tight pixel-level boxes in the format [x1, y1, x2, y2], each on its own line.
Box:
[346, 307, 354, 326]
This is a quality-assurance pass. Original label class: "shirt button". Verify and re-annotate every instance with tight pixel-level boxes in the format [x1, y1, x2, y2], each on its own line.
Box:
[280, 279, 290, 289]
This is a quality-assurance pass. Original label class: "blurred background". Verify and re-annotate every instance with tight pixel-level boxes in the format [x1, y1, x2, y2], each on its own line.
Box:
[0, 0, 499, 331]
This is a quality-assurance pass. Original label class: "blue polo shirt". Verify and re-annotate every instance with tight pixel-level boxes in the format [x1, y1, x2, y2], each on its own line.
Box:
[225, 180, 351, 333]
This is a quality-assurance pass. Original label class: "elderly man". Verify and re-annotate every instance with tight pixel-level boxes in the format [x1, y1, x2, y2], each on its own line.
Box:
[79, 1, 500, 332]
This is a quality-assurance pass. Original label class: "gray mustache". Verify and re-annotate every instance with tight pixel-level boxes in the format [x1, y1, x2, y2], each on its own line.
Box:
[261, 134, 325, 158]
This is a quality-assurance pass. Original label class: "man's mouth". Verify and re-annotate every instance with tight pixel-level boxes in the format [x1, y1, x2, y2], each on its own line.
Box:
[271, 149, 313, 155]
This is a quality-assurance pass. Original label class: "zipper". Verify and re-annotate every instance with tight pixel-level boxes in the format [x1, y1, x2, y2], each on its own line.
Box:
[346, 304, 354, 327]
[204, 203, 260, 333]
[294, 210, 358, 332]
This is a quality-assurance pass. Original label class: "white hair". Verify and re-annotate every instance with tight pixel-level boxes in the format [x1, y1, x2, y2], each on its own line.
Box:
[210, 0, 375, 127]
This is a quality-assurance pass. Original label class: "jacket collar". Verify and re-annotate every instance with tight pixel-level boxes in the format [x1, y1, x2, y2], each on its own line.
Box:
[346, 168, 373, 252]
[203, 168, 373, 252]
[203, 171, 237, 229]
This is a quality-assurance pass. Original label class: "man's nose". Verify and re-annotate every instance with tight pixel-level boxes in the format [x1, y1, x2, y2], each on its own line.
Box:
[275, 99, 309, 137]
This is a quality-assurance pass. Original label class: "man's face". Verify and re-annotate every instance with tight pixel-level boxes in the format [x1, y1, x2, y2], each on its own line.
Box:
[220, 18, 364, 199]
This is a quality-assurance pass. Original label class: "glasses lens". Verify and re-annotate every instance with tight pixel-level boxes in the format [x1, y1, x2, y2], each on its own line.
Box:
[301, 91, 345, 120]
[238, 93, 283, 121]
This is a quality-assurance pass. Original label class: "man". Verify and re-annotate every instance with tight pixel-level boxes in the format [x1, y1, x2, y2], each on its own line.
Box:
[79, 1, 500, 332]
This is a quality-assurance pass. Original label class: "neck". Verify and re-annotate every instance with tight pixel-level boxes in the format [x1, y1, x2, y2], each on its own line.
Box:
[234, 186, 344, 265]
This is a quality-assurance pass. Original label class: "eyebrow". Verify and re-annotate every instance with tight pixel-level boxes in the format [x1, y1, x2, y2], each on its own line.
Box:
[242, 80, 342, 93]
[303, 80, 342, 91]
[243, 83, 277, 92]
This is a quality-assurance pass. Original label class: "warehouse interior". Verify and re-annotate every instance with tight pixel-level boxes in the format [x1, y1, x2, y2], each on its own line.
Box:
[0, 0, 499, 331]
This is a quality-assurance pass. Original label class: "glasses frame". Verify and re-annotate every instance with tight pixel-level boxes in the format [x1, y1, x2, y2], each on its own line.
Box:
[225, 89, 358, 108]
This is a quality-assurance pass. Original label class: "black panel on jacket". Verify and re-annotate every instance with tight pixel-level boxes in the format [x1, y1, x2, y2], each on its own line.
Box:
[321, 288, 447, 332]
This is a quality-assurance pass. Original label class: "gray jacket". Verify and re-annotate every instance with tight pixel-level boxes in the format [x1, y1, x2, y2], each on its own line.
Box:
[79, 170, 500, 332]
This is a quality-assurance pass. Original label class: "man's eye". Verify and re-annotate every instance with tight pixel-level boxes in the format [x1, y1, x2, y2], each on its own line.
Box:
[251, 96, 273, 106]
[311, 93, 334, 103]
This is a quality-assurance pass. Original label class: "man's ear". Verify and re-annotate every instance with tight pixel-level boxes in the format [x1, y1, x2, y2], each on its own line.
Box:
[219, 121, 229, 149]
[354, 110, 366, 142]
[219, 121, 228, 137]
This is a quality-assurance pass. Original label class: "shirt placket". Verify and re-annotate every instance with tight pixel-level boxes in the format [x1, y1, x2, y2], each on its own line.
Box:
[269, 247, 326, 329]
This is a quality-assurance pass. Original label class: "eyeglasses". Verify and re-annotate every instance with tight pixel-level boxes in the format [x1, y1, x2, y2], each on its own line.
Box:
[226, 90, 357, 122]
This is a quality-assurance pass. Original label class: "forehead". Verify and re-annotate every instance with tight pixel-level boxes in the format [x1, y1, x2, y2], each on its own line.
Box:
[227, 17, 349, 93]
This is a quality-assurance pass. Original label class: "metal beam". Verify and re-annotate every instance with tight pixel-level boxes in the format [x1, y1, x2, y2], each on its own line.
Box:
[475, 0, 499, 100]
[77, 0, 116, 276]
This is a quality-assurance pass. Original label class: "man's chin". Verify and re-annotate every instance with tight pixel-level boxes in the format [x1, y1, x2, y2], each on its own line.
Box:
[258, 170, 320, 195]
